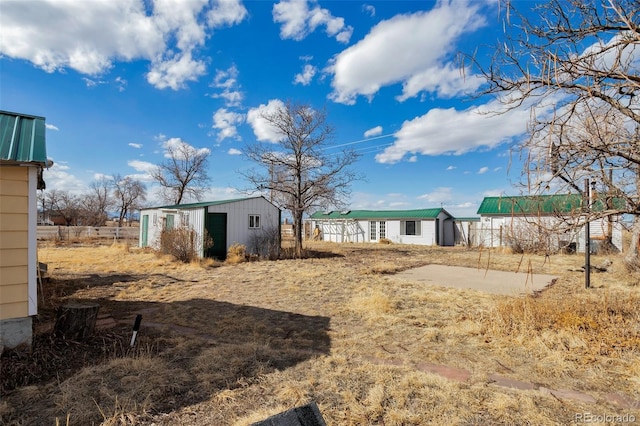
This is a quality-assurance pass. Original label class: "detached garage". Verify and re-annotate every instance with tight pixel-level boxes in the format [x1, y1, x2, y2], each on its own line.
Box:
[0, 110, 49, 350]
[139, 196, 281, 259]
[309, 208, 455, 246]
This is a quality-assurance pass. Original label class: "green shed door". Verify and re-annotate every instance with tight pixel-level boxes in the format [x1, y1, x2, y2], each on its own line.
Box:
[165, 214, 175, 230]
[205, 212, 227, 259]
[141, 215, 149, 247]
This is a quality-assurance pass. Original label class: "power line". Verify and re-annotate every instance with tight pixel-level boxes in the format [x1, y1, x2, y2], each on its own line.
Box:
[324, 133, 395, 150]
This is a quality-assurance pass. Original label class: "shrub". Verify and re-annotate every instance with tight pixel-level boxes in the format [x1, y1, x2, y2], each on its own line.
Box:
[159, 227, 199, 263]
[247, 226, 281, 260]
[378, 238, 392, 245]
[226, 243, 246, 264]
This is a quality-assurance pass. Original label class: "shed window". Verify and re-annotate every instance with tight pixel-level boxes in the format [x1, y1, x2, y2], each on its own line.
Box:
[249, 214, 261, 229]
[401, 220, 421, 236]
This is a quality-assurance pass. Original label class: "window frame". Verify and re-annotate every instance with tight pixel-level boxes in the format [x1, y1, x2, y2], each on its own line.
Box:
[249, 214, 261, 229]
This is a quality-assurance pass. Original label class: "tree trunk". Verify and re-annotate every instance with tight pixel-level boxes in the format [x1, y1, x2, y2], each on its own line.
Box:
[624, 215, 640, 269]
[294, 212, 304, 258]
[54, 303, 100, 340]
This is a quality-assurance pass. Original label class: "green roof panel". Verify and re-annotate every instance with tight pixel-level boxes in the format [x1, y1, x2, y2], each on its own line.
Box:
[0, 111, 47, 164]
[476, 194, 624, 215]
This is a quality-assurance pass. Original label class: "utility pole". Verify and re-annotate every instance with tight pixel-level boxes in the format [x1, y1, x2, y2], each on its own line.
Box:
[584, 178, 591, 288]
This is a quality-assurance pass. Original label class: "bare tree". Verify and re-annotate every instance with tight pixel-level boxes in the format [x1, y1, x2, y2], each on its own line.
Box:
[151, 138, 211, 205]
[79, 177, 114, 226]
[46, 189, 82, 226]
[112, 175, 147, 227]
[472, 0, 640, 266]
[242, 101, 361, 258]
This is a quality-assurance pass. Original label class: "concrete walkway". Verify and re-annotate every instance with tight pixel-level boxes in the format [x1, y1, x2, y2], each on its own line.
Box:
[394, 264, 558, 296]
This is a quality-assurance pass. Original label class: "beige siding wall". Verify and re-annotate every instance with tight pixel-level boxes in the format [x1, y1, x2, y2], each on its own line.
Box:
[0, 166, 29, 320]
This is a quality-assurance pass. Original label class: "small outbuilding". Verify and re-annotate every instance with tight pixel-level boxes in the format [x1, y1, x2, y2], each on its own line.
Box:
[476, 194, 623, 253]
[139, 196, 281, 259]
[308, 208, 455, 246]
[0, 110, 49, 350]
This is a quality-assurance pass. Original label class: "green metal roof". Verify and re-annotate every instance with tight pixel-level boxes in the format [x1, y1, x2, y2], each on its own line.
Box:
[477, 194, 586, 215]
[0, 110, 48, 164]
[145, 196, 270, 210]
[310, 208, 448, 220]
[454, 217, 481, 222]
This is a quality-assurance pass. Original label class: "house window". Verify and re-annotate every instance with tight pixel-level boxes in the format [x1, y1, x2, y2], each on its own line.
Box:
[401, 220, 421, 236]
[182, 212, 189, 227]
[370, 221, 377, 240]
[249, 214, 261, 229]
[379, 221, 386, 239]
[152, 213, 158, 226]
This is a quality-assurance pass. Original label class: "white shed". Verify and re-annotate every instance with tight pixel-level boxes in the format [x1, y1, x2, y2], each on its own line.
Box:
[476, 195, 623, 253]
[308, 208, 455, 246]
[139, 196, 281, 259]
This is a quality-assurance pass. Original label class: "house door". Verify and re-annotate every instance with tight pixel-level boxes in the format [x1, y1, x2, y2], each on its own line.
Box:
[165, 214, 175, 230]
[141, 215, 149, 247]
[205, 212, 227, 259]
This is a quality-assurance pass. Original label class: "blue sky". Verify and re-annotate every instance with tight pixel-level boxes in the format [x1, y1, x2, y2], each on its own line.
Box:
[0, 0, 535, 218]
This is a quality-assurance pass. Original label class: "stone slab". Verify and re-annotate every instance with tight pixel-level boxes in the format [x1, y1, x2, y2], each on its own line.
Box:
[251, 402, 326, 426]
[394, 264, 558, 296]
[488, 373, 537, 390]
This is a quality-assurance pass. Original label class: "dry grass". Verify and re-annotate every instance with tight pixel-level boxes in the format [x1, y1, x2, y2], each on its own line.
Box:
[2, 241, 639, 425]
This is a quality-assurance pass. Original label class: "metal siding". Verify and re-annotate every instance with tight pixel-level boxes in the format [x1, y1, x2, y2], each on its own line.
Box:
[208, 198, 280, 252]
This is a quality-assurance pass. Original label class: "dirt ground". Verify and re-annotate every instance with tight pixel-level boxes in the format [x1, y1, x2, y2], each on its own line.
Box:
[1, 241, 639, 425]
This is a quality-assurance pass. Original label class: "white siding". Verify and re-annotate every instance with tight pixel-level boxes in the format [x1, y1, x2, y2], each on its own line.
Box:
[207, 197, 280, 253]
[476, 215, 623, 253]
[312, 218, 449, 246]
[140, 197, 280, 258]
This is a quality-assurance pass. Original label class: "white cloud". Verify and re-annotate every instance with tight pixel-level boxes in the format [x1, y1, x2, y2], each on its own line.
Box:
[483, 189, 505, 197]
[396, 64, 484, 102]
[42, 161, 87, 193]
[228, 148, 242, 155]
[418, 187, 453, 204]
[408, 155, 417, 162]
[363, 125, 383, 138]
[0, 0, 163, 74]
[93, 173, 114, 181]
[209, 65, 243, 107]
[128, 159, 156, 173]
[207, 0, 248, 28]
[446, 165, 456, 170]
[115, 76, 127, 92]
[478, 166, 489, 174]
[273, 0, 353, 43]
[129, 143, 143, 149]
[362, 4, 375, 17]
[0, 0, 247, 90]
[45, 123, 59, 131]
[327, 0, 486, 104]
[146, 51, 206, 90]
[212, 108, 245, 141]
[161, 138, 211, 159]
[294, 64, 317, 85]
[375, 97, 533, 164]
[246, 99, 286, 143]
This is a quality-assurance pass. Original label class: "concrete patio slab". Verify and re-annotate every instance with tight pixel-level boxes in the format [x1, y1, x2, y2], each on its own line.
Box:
[394, 264, 558, 296]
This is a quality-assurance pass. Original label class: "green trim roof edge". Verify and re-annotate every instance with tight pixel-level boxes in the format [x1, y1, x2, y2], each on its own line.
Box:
[142, 196, 271, 210]
[310, 208, 449, 220]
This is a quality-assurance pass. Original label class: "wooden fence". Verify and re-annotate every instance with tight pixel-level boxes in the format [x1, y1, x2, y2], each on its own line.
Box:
[37, 226, 139, 241]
